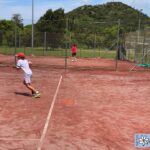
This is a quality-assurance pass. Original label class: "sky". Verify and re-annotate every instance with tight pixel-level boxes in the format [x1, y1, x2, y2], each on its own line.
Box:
[0, 0, 150, 25]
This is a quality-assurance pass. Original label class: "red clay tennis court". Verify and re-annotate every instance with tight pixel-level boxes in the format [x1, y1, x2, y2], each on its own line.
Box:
[0, 54, 150, 150]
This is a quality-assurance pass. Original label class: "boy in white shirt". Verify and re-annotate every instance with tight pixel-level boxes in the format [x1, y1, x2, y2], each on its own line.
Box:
[16, 52, 40, 98]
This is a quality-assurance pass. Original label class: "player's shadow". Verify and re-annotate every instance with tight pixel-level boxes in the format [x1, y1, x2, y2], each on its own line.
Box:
[15, 92, 31, 97]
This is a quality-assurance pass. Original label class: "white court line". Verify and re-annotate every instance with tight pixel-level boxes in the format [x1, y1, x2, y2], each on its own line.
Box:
[37, 75, 63, 150]
[0, 138, 39, 141]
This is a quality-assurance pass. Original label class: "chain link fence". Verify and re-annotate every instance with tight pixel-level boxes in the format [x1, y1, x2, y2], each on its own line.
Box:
[0, 19, 120, 70]
[125, 28, 150, 64]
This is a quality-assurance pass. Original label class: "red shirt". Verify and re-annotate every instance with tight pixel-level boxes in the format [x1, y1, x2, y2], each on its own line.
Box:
[71, 46, 77, 53]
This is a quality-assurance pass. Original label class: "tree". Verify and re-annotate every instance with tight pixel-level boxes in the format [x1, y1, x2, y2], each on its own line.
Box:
[36, 8, 65, 33]
[35, 8, 66, 48]
[0, 20, 15, 45]
[11, 14, 23, 29]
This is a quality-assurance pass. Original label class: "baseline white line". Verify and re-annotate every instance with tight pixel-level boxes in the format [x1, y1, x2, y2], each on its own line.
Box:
[37, 75, 63, 150]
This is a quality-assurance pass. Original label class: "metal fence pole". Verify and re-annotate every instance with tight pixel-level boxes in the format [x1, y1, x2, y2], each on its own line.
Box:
[15, 22, 17, 54]
[32, 0, 34, 50]
[65, 18, 68, 70]
[44, 32, 47, 56]
[142, 30, 146, 64]
[94, 33, 96, 57]
[115, 19, 120, 71]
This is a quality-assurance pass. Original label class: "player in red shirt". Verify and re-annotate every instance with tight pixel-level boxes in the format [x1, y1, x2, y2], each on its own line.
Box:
[71, 44, 77, 61]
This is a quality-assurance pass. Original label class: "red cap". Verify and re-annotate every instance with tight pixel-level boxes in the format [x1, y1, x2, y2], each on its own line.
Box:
[16, 52, 25, 58]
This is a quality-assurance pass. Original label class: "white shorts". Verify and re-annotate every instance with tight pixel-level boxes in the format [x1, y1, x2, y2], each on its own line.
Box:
[24, 73, 32, 84]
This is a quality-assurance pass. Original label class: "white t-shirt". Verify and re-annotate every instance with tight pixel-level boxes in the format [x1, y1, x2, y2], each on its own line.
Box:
[16, 59, 32, 75]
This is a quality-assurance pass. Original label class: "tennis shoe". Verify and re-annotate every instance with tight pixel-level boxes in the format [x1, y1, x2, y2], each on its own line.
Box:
[33, 91, 41, 98]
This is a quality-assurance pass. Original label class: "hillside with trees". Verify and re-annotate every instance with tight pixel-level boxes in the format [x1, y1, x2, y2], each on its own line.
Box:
[0, 2, 150, 50]
[67, 2, 150, 32]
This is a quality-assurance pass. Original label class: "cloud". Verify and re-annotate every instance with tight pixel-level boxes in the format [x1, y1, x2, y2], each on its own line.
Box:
[81, 0, 92, 3]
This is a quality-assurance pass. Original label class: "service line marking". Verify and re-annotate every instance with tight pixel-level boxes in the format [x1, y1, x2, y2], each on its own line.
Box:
[37, 75, 63, 150]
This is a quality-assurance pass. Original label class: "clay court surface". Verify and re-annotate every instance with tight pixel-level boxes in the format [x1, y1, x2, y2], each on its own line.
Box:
[0, 54, 150, 150]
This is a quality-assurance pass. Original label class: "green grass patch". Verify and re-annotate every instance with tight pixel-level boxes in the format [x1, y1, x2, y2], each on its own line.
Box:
[0, 47, 116, 59]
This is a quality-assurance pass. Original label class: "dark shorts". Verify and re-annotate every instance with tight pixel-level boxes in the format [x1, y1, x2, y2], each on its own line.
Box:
[72, 53, 76, 56]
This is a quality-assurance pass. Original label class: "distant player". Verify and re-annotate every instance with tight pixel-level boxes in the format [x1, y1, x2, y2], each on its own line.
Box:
[15, 52, 40, 98]
[71, 44, 77, 61]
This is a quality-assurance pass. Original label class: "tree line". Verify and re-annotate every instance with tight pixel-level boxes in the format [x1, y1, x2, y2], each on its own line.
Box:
[0, 2, 150, 50]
